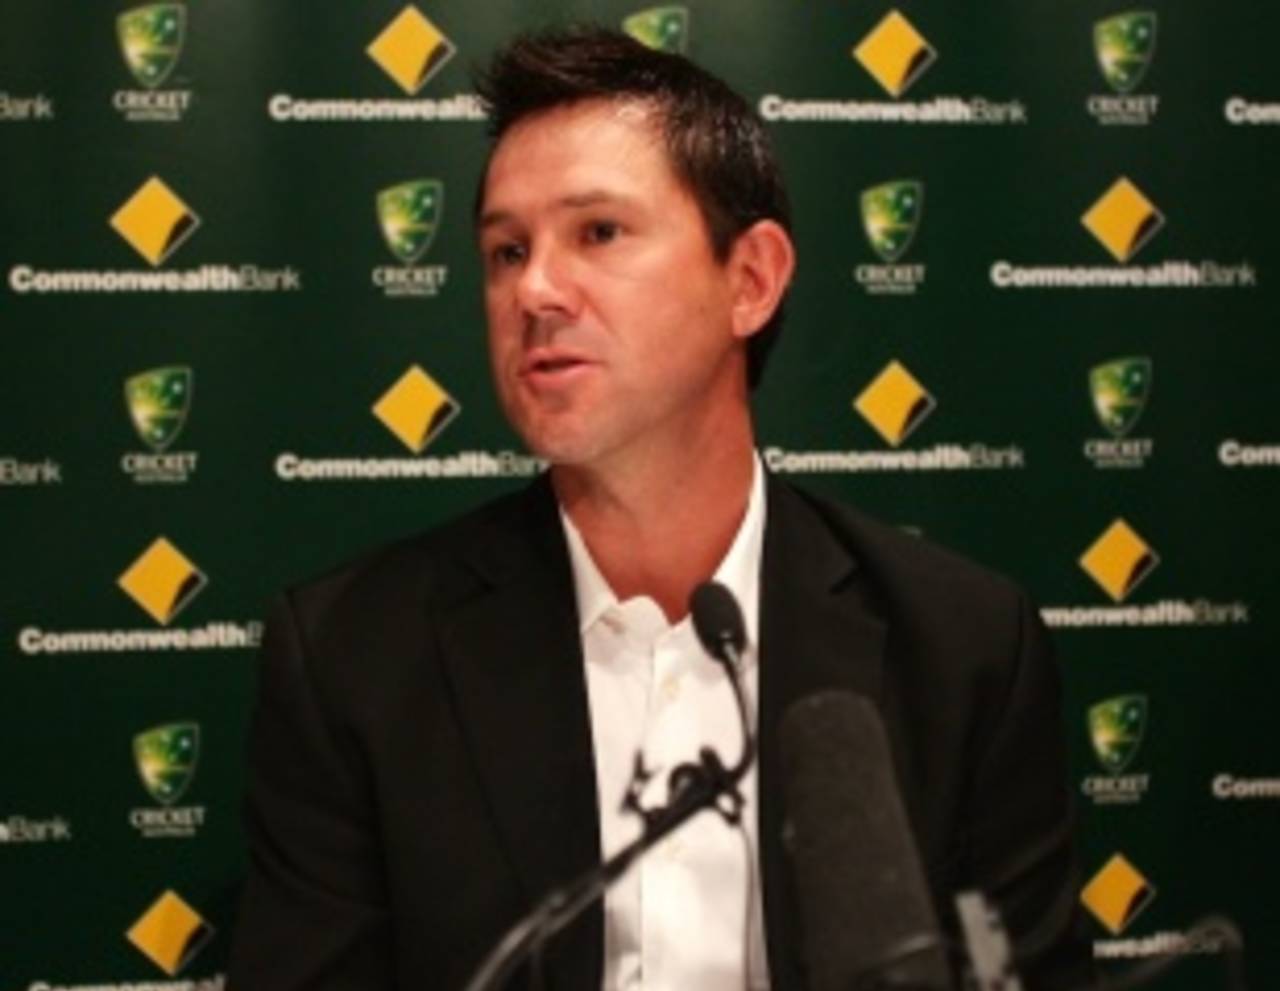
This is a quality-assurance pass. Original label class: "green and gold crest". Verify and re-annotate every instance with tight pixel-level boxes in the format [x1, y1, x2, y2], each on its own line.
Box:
[377, 179, 443, 264]
[861, 180, 923, 263]
[118, 3, 187, 89]
[134, 722, 200, 805]
[1090, 356, 1151, 438]
[125, 366, 192, 452]
[1094, 12, 1157, 94]
[1088, 695, 1148, 774]
[622, 6, 690, 54]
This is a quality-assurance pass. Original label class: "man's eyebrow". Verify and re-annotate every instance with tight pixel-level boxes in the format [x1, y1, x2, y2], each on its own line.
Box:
[477, 190, 638, 231]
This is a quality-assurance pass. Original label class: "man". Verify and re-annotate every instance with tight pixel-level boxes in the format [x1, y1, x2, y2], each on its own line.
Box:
[229, 28, 1091, 991]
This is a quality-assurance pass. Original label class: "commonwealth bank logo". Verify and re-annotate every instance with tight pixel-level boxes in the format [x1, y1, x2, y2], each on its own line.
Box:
[110, 177, 200, 266]
[861, 180, 923, 262]
[1095, 12, 1157, 94]
[126, 366, 192, 451]
[378, 180, 442, 264]
[1090, 357, 1151, 438]
[118, 538, 208, 625]
[126, 890, 214, 975]
[1080, 519, 1159, 603]
[1089, 695, 1147, 773]
[118, 3, 186, 88]
[854, 361, 936, 447]
[367, 6, 455, 95]
[372, 365, 460, 453]
[1082, 177, 1164, 263]
[1081, 854, 1156, 935]
[623, 6, 690, 54]
[134, 723, 199, 805]
[853, 10, 936, 98]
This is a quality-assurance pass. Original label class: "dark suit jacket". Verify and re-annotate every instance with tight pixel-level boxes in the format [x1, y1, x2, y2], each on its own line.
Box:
[228, 474, 1092, 990]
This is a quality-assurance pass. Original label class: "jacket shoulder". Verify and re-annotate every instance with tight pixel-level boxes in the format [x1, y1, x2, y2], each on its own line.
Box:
[788, 483, 1021, 600]
[278, 482, 544, 636]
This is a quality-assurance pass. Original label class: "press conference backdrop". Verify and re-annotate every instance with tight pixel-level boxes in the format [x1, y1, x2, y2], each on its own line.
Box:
[2, 0, 1277, 987]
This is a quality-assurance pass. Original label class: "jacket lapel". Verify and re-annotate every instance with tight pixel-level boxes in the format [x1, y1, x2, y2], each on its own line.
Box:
[435, 477, 603, 989]
[757, 477, 888, 991]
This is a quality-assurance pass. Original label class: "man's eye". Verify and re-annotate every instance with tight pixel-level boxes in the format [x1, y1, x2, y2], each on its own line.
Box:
[490, 243, 526, 267]
[584, 221, 620, 245]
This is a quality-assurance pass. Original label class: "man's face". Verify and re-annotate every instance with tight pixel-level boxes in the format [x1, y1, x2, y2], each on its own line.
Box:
[477, 99, 745, 470]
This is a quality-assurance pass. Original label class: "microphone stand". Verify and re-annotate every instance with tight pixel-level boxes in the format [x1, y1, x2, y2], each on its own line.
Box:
[461, 610, 755, 991]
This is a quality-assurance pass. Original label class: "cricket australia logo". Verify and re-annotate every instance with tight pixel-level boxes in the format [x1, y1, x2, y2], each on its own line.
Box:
[378, 180, 441, 263]
[862, 180, 922, 262]
[118, 3, 185, 88]
[115, 4, 193, 122]
[131, 722, 208, 839]
[122, 366, 198, 483]
[134, 722, 200, 805]
[1095, 12, 1156, 94]
[622, 6, 690, 54]
[373, 179, 448, 298]
[1091, 357, 1150, 438]
[1081, 694, 1151, 805]
[855, 180, 925, 294]
[1088, 12, 1159, 125]
[1089, 695, 1147, 773]
[1084, 356, 1153, 469]
[126, 366, 191, 451]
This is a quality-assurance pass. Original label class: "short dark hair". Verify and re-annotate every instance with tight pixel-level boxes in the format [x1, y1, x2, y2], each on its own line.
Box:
[474, 26, 792, 390]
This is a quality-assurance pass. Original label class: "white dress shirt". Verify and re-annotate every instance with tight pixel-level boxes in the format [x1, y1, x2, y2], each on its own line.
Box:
[560, 457, 769, 991]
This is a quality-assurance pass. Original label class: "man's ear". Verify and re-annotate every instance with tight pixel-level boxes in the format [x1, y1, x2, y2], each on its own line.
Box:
[727, 219, 796, 340]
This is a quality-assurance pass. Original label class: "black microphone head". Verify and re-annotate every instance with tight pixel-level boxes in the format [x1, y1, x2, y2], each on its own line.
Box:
[690, 581, 747, 663]
[780, 691, 952, 991]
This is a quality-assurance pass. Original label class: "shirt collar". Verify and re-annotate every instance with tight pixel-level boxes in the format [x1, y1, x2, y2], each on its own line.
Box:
[560, 454, 766, 650]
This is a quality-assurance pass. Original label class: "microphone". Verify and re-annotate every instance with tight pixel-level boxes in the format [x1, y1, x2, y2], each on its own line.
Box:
[691, 580, 748, 666]
[780, 691, 953, 991]
[689, 581, 755, 782]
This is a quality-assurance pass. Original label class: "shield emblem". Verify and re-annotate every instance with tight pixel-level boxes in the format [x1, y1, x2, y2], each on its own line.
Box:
[378, 179, 443, 264]
[125, 366, 193, 452]
[861, 180, 923, 263]
[1088, 695, 1147, 774]
[118, 3, 187, 89]
[622, 6, 690, 54]
[1094, 12, 1157, 94]
[1090, 356, 1151, 438]
[134, 722, 201, 805]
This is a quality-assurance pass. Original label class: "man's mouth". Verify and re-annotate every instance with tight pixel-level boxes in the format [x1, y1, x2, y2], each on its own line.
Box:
[520, 348, 593, 380]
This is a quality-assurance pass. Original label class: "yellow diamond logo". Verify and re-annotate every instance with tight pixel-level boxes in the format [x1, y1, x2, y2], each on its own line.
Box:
[852, 10, 937, 98]
[853, 360, 936, 447]
[366, 5, 455, 95]
[118, 537, 207, 625]
[110, 176, 200, 267]
[1079, 518, 1159, 603]
[1080, 854, 1156, 935]
[1082, 177, 1164, 263]
[372, 365, 460, 453]
[126, 890, 215, 976]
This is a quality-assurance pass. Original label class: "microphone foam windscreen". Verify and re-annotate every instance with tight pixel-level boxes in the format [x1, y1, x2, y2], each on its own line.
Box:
[780, 691, 952, 991]
[690, 580, 747, 660]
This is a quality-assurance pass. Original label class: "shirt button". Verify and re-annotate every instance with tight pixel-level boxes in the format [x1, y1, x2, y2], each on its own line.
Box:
[660, 675, 681, 703]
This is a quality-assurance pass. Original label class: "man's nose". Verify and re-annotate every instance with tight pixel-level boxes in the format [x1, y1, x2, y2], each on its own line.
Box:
[514, 239, 579, 318]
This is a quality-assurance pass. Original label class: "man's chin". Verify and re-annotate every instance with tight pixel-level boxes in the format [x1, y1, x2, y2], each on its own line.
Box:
[519, 430, 610, 471]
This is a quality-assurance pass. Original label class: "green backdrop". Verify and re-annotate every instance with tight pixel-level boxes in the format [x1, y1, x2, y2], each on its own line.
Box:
[3, 0, 1277, 988]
